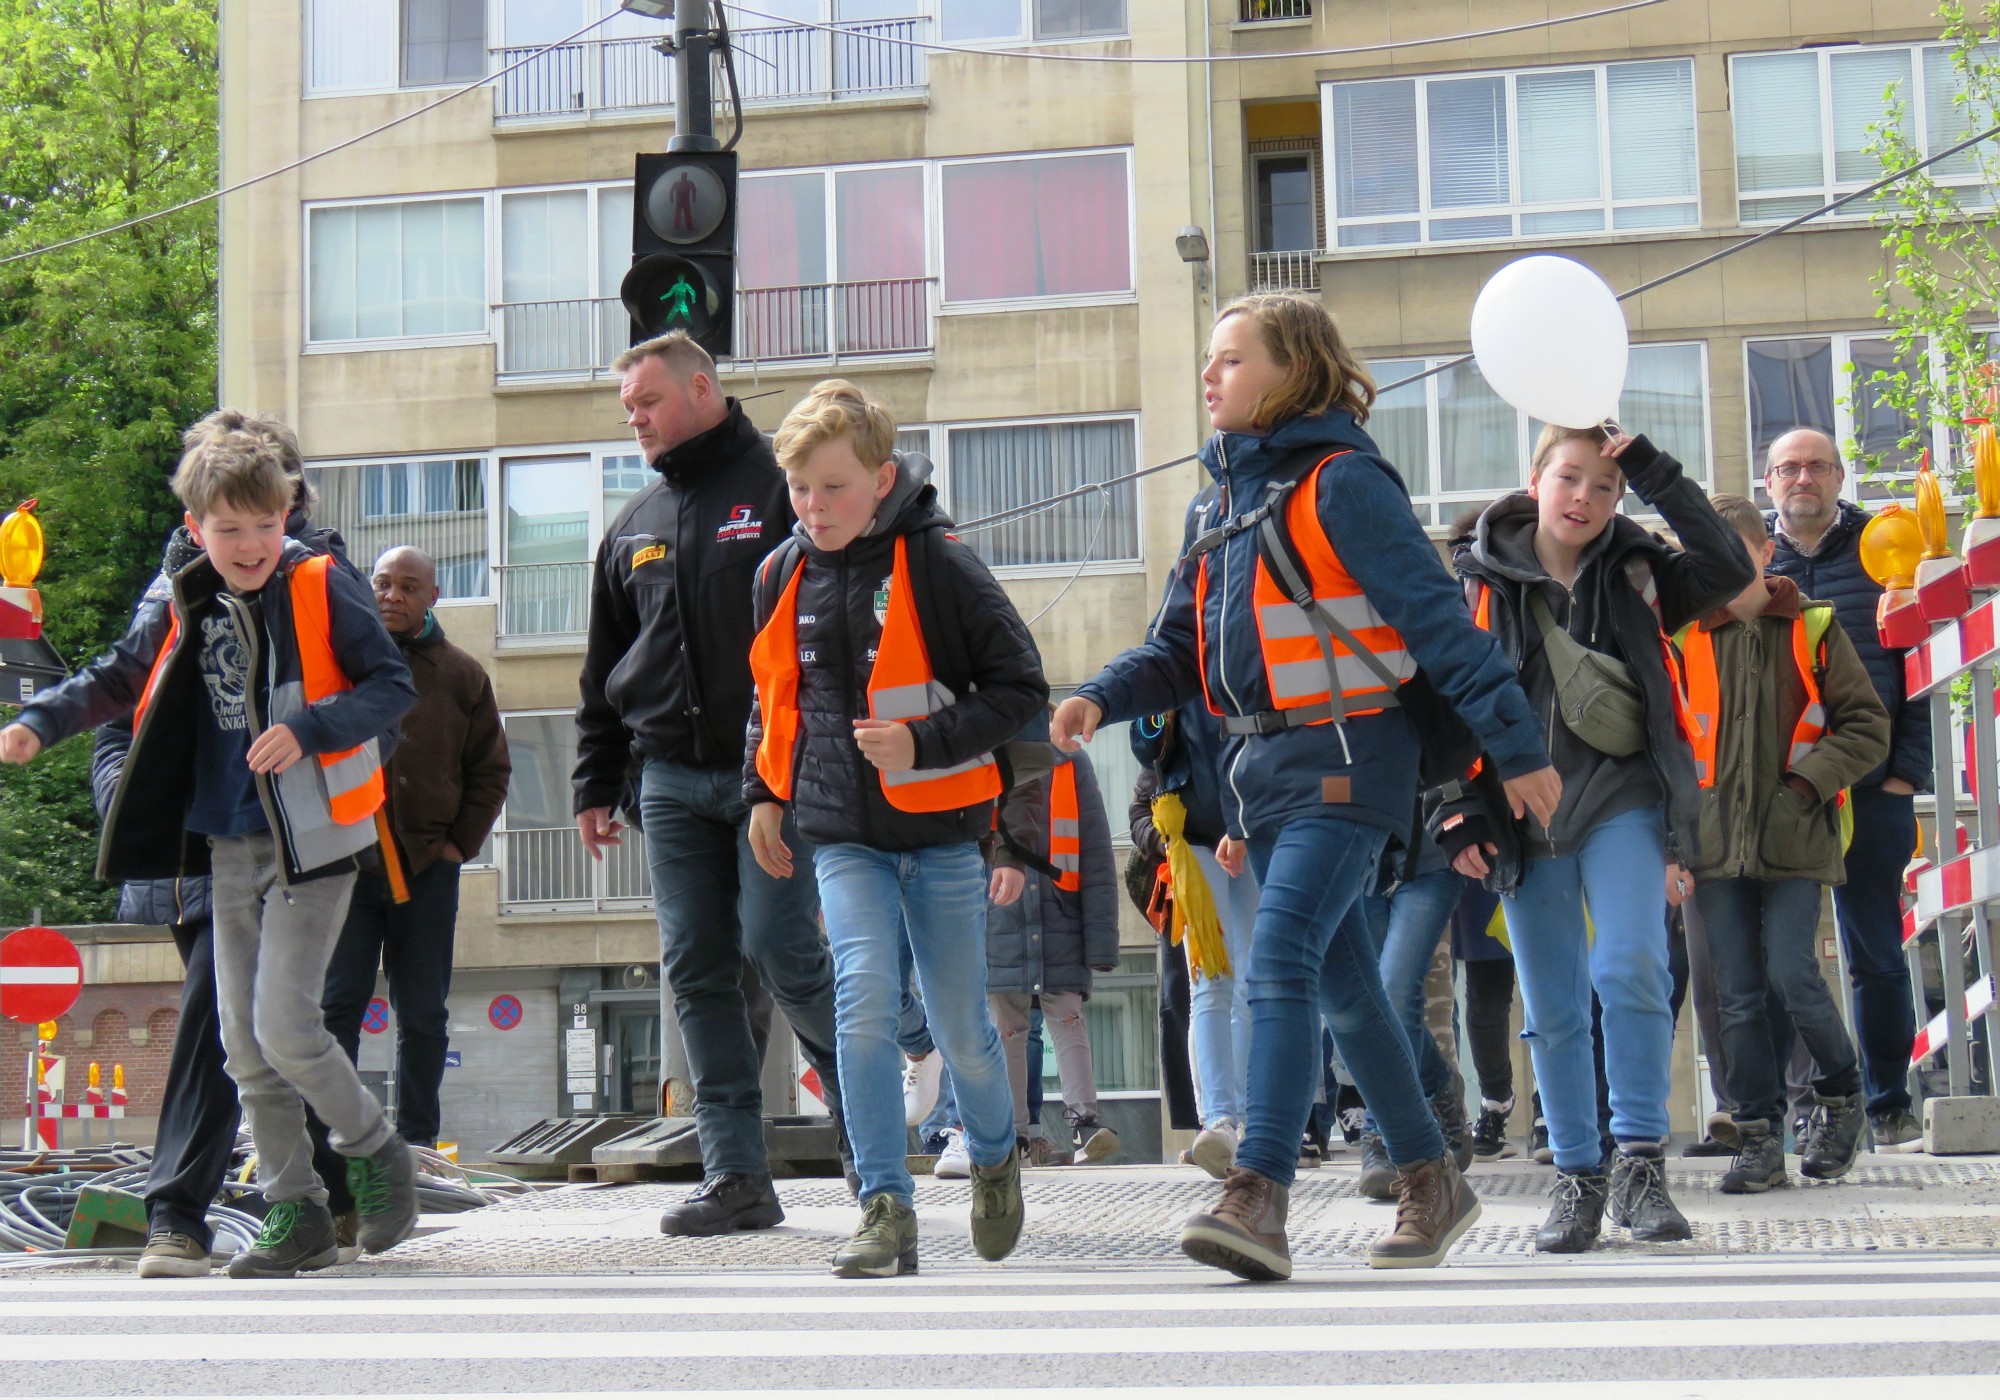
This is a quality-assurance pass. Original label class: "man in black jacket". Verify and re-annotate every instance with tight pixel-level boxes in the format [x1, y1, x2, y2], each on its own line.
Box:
[1765, 428, 1929, 1153]
[574, 332, 843, 1235]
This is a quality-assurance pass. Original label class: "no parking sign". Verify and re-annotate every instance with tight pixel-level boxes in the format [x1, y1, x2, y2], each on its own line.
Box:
[488, 994, 523, 1031]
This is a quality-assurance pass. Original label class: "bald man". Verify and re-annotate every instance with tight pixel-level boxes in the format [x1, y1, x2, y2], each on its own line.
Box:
[321, 546, 511, 1149]
[1763, 430, 1928, 1153]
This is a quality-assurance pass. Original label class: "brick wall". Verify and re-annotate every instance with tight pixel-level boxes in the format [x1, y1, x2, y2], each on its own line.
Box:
[11, 981, 181, 1117]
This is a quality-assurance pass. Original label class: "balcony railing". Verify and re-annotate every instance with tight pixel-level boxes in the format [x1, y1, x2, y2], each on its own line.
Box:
[1249, 248, 1323, 292]
[495, 560, 590, 638]
[495, 827, 651, 913]
[1239, 0, 1312, 19]
[495, 278, 936, 377]
[492, 17, 928, 121]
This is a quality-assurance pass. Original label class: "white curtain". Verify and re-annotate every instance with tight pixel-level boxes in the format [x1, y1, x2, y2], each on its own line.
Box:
[307, 0, 396, 93]
[1366, 360, 1431, 501]
[1734, 52, 1823, 195]
[310, 200, 485, 342]
[1623, 344, 1709, 483]
[946, 420, 1139, 568]
[1437, 361, 1518, 497]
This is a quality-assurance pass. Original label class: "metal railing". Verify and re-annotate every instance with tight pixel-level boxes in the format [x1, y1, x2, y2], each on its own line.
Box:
[492, 17, 927, 120]
[1239, 0, 1312, 19]
[495, 827, 652, 913]
[495, 561, 591, 638]
[496, 278, 935, 377]
[1248, 248, 1323, 292]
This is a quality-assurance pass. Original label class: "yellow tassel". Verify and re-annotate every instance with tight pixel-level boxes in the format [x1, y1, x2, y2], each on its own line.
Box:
[1151, 792, 1230, 979]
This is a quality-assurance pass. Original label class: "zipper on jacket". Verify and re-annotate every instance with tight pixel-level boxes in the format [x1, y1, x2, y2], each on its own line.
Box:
[835, 549, 873, 847]
[222, 589, 293, 891]
[1213, 440, 1253, 833]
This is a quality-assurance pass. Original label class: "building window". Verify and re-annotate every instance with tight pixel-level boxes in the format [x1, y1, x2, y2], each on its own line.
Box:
[307, 198, 486, 344]
[1324, 59, 1698, 250]
[402, 0, 486, 86]
[496, 712, 652, 911]
[1044, 950, 1158, 1096]
[496, 184, 633, 375]
[493, 446, 659, 637]
[1255, 153, 1318, 253]
[940, 151, 1132, 303]
[304, 456, 491, 601]
[1731, 43, 1992, 224]
[939, 0, 1126, 43]
[927, 416, 1141, 570]
[1369, 342, 1711, 525]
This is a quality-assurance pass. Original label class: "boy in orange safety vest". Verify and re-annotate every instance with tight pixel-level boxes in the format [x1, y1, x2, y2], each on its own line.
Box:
[1674, 494, 1888, 1193]
[744, 379, 1048, 1278]
[0, 420, 419, 1277]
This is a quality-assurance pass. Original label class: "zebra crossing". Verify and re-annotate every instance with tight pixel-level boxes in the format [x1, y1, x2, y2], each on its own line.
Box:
[4, 1255, 1998, 1396]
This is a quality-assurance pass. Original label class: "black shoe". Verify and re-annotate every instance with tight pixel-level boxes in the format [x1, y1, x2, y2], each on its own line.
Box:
[1607, 1146, 1692, 1242]
[1534, 1169, 1608, 1254]
[1719, 1122, 1788, 1194]
[919, 1130, 949, 1157]
[1680, 1135, 1737, 1158]
[1802, 1094, 1867, 1180]
[1529, 1117, 1553, 1165]
[345, 1138, 419, 1255]
[1869, 1106, 1923, 1155]
[659, 1172, 785, 1237]
[1470, 1100, 1514, 1160]
[227, 1199, 339, 1279]
[1430, 1082, 1473, 1172]
[1357, 1133, 1397, 1200]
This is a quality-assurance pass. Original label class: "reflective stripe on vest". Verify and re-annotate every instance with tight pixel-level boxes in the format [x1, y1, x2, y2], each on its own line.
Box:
[1675, 614, 1827, 789]
[1049, 760, 1081, 892]
[288, 555, 386, 826]
[749, 535, 1002, 814]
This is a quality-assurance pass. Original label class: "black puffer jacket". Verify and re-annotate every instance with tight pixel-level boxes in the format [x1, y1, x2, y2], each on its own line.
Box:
[1766, 499, 1932, 790]
[986, 750, 1120, 998]
[743, 458, 1048, 851]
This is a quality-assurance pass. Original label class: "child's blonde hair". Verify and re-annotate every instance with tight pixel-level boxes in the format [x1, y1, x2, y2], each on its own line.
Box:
[1529, 424, 1625, 486]
[171, 417, 295, 520]
[1214, 293, 1376, 431]
[1708, 493, 1769, 547]
[775, 379, 897, 474]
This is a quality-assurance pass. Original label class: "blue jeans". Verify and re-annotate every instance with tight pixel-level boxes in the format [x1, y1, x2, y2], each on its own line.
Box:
[639, 760, 842, 1177]
[1188, 846, 1258, 1128]
[1697, 876, 1862, 1123]
[1834, 784, 1918, 1115]
[1359, 870, 1463, 1137]
[894, 919, 934, 1059]
[1237, 814, 1446, 1187]
[815, 841, 1015, 1202]
[1504, 806, 1673, 1171]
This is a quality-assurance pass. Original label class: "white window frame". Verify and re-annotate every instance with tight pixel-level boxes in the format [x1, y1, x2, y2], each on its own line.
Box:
[934, 0, 1128, 48]
[1374, 341, 1713, 528]
[1320, 58, 1701, 253]
[303, 0, 491, 97]
[1729, 41, 1989, 225]
[902, 411, 1146, 578]
[739, 157, 934, 289]
[303, 191, 495, 351]
[493, 179, 636, 376]
[495, 440, 656, 565]
[303, 451, 496, 604]
[935, 147, 1138, 311]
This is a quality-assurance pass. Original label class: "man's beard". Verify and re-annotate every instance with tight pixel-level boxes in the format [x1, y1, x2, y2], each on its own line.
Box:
[1779, 491, 1838, 536]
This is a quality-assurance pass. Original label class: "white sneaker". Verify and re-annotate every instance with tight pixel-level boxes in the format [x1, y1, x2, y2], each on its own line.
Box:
[902, 1052, 943, 1127]
[1190, 1119, 1240, 1180]
[933, 1127, 971, 1179]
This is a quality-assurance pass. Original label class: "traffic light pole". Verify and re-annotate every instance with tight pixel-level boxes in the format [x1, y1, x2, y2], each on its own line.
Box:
[670, 0, 720, 152]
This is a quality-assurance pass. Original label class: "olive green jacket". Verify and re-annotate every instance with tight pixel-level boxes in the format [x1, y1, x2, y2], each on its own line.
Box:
[1684, 577, 1890, 886]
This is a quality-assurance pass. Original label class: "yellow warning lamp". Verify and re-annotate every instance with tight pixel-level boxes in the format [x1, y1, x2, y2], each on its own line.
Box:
[0, 499, 45, 588]
[1972, 420, 2000, 520]
[37, 1019, 57, 1043]
[1915, 451, 1953, 560]
[1860, 504, 1925, 589]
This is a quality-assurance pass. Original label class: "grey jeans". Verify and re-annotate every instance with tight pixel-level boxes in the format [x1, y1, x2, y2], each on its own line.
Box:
[992, 991, 1097, 1131]
[211, 833, 393, 1205]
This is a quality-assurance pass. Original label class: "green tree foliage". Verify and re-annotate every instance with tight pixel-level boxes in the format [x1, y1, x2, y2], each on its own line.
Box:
[0, 0, 217, 923]
[1861, 1, 2000, 492]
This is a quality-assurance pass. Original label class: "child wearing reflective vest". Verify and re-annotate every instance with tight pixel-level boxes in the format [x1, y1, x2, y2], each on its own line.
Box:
[0, 421, 420, 1277]
[1675, 495, 1888, 1192]
[1054, 294, 1561, 1280]
[744, 380, 1048, 1278]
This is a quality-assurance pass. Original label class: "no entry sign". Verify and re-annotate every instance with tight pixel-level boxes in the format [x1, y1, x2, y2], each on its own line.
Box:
[0, 925, 83, 1025]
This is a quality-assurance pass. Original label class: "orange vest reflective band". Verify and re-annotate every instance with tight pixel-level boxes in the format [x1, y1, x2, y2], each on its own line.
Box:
[1193, 456, 1414, 726]
[750, 535, 1003, 814]
[1677, 615, 1827, 789]
[289, 555, 386, 826]
[1049, 760, 1081, 892]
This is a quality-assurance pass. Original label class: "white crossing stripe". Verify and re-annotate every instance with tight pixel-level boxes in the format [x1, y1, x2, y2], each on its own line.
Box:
[41, 1387, 2000, 1400]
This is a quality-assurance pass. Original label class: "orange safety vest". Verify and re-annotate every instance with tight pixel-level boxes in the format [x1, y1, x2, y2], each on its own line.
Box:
[134, 555, 385, 827]
[1048, 760, 1081, 892]
[1193, 454, 1414, 729]
[751, 535, 1003, 814]
[1675, 613, 1828, 789]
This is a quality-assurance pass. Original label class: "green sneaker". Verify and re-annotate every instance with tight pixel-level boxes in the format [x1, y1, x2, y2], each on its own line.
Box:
[968, 1142, 1024, 1262]
[226, 1199, 338, 1279]
[345, 1139, 419, 1254]
[831, 1194, 918, 1278]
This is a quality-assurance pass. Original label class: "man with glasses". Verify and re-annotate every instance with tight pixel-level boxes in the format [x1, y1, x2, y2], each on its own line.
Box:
[1763, 428, 1928, 1153]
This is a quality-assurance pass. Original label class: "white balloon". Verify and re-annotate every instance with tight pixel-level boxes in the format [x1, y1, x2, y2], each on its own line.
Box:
[1469, 255, 1629, 429]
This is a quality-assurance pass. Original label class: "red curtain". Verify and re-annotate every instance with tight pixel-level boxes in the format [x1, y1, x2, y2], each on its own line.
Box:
[943, 153, 1128, 302]
[836, 166, 926, 353]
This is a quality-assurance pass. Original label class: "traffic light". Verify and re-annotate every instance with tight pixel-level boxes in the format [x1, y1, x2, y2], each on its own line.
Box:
[623, 150, 736, 359]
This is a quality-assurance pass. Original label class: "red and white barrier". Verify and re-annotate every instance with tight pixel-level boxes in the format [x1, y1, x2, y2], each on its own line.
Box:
[1913, 978, 1998, 1065]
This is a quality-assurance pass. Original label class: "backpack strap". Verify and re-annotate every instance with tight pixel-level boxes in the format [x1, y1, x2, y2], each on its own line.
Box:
[754, 538, 804, 628]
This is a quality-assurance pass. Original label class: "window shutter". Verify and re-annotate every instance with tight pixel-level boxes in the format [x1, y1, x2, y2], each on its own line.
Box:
[307, 0, 397, 92]
[1517, 69, 1601, 205]
[1733, 52, 1824, 195]
[1607, 60, 1698, 204]
[1426, 76, 1510, 212]
[1830, 48, 1914, 183]
[1330, 80, 1420, 219]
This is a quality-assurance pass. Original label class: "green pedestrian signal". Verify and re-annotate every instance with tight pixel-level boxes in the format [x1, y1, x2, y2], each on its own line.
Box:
[625, 151, 736, 357]
[622, 253, 720, 342]
[661, 276, 698, 323]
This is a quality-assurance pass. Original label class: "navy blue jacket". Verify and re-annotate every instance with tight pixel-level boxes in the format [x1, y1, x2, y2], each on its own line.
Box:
[1076, 409, 1549, 843]
[987, 750, 1120, 998]
[1766, 500, 1932, 790]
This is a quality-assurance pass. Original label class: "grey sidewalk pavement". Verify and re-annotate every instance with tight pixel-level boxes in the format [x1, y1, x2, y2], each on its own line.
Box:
[332, 1151, 2000, 1277]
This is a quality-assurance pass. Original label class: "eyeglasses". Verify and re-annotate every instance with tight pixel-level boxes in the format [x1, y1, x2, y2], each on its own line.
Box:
[1769, 460, 1840, 481]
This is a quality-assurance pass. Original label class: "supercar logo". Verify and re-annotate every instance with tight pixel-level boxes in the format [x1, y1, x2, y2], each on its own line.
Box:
[716, 505, 763, 543]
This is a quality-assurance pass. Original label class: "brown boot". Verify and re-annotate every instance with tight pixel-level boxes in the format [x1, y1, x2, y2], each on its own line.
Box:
[1178, 1166, 1291, 1280]
[1369, 1153, 1480, 1269]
